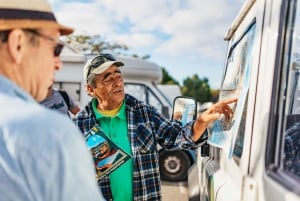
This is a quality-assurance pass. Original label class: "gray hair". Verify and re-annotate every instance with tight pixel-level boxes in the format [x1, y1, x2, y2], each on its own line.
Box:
[0, 29, 38, 45]
[0, 30, 10, 43]
[86, 73, 97, 88]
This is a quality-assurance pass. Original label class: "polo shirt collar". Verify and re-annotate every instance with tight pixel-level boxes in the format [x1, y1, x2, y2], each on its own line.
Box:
[92, 98, 126, 120]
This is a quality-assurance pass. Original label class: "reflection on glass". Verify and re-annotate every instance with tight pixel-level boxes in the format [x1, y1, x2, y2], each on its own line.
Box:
[282, 1, 300, 178]
[172, 97, 197, 126]
[211, 22, 256, 161]
[284, 122, 300, 177]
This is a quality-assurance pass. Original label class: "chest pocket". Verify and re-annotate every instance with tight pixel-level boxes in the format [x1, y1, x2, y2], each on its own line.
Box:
[135, 123, 156, 153]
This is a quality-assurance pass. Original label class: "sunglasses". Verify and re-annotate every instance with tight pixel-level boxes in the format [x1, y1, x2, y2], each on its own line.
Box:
[86, 54, 116, 78]
[24, 29, 64, 57]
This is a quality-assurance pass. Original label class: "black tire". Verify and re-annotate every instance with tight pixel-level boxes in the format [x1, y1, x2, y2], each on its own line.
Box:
[159, 150, 191, 182]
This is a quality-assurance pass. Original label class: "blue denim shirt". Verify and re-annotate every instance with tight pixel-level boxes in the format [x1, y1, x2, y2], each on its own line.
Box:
[0, 76, 105, 201]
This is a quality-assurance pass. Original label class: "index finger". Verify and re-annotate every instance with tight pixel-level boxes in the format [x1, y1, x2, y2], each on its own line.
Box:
[220, 97, 238, 105]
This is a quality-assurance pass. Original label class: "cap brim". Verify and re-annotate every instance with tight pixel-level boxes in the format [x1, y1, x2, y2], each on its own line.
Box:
[91, 61, 124, 75]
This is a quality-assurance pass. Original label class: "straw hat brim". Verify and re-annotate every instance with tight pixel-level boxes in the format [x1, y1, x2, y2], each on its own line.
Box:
[0, 19, 73, 35]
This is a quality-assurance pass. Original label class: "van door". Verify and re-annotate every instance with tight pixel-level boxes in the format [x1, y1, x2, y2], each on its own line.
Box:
[190, 0, 300, 200]
[200, 9, 259, 201]
[189, 0, 262, 197]
[262, 0, 300, 200]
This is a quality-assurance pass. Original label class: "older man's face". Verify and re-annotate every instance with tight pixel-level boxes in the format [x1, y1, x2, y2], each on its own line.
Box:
[22, 28, 62, 101]
[90, 65, 125, 110]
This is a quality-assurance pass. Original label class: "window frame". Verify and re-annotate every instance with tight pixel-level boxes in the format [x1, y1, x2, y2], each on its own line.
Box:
[265, 0, 300, 193]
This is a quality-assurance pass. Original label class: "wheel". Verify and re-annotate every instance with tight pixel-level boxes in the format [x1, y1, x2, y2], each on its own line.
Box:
[159, 150, 192, 182]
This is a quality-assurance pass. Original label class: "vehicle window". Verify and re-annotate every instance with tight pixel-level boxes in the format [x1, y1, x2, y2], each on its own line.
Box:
[148, 91, 163, 113]
[282, 1, 300, 179]
[124, 84, 146, 102]
[218, 22, 256, 162]
[124, 83, 163, 114]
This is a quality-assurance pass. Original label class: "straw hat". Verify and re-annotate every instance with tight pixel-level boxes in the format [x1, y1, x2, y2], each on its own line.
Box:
[0, 0, 73, 35]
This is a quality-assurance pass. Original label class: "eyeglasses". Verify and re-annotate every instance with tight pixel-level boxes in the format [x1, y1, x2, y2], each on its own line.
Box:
[24, 29, 64, 57]
[86, 54, 116, 78]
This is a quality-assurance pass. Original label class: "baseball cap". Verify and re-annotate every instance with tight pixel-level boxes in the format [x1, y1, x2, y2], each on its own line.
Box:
[0, 0, 73, 35]
[83, 54, 124, 83]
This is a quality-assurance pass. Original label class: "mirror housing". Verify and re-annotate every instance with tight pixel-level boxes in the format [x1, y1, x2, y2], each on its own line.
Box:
[171, 96, 197, 125]
[172, 96, 211, 157]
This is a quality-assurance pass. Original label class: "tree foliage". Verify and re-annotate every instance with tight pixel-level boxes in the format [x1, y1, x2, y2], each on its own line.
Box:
[161, 68, 179, 85]
[63, 34, 151, 60]
[131, 54, 151, 60]
[181, 74, 212, 103]
[210, 89, 220, 102]
[63, 34, 128, 54]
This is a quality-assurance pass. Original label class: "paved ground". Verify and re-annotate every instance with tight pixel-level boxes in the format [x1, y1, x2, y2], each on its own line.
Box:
[161, 181, 188, 201]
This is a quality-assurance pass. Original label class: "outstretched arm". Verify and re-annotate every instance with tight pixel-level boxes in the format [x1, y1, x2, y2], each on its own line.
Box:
[192, 97, 237, 141]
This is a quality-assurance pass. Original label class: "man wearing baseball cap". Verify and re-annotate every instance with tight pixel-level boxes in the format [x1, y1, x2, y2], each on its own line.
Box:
[0, 0, 104, 200]
[74, 53, 237, 201]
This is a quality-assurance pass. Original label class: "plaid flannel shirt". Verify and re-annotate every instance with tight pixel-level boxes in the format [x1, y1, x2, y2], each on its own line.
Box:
[74, 94, 206, 201]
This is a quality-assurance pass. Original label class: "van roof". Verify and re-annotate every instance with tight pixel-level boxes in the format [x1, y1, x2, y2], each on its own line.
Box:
[116, 55, 162, 83]
[224, 0, 256, 40]
[60, 50, 163, 83]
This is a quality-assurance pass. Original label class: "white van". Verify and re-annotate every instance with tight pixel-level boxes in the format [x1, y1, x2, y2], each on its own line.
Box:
[54, 51, 196, 182]
[55, 51, 172, 117]
[188, 0, 300, 200]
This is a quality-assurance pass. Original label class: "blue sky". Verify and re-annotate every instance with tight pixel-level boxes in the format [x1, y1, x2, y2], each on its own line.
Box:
[50, 0, 245, 89]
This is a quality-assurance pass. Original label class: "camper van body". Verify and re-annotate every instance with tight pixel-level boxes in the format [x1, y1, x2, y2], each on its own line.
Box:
[55, 52, 195, 182]
[54, 53, 171, 118]
[188, 0, 300, 200]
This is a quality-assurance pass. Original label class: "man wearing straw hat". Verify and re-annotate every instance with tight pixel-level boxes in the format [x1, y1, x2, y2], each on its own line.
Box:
[0, 0, 105, 200]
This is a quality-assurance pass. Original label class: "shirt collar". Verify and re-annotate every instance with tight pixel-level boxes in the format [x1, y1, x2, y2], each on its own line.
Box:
[0, 75, 35, 102]
[92, 98, 126, 120]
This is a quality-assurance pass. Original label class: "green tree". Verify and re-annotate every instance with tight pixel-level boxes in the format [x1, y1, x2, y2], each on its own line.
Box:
[181, 74, 212, 103]
[210, 89, 220, 102]
[161, 68, 179, 85]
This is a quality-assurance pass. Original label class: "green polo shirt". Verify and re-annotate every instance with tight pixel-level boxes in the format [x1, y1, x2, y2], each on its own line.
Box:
[92, 99, 133, 201]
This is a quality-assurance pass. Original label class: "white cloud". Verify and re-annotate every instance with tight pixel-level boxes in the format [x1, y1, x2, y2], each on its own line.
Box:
[110, 33, 161, 50]
[50, 0, 245, 88]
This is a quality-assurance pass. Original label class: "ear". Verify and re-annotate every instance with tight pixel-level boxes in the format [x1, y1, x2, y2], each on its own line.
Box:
[7, 29, 27, 64]
[86, 84, 95, 96]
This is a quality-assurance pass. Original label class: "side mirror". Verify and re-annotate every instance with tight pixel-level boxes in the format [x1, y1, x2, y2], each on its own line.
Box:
[172, 96, 211, 158]
[171, 96, 197, 125]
